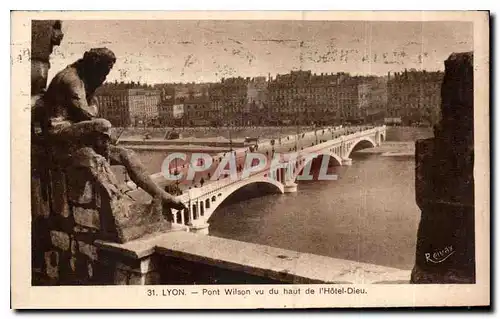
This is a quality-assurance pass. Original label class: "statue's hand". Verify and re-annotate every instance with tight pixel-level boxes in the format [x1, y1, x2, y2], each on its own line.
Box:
[160, 191, 188, 211]
[150, 193, 186, 223]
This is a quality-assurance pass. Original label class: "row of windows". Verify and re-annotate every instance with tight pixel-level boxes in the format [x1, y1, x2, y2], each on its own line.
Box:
[98, 96, 128, 104]
[185, 111, 210, 118]
[271, 99, 357, 106]
[185, 104, 210, 110]
[389, 97, 440, 104]
[270, 93, 357, 100]
[388, 103, 439, 109]
[268, 87, 342, 94]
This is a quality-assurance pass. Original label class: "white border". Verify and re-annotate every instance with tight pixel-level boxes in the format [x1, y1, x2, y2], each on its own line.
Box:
[8, 7, 492, 312]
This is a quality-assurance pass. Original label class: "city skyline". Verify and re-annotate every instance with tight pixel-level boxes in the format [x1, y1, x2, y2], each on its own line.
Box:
[46, 20, 473, 85]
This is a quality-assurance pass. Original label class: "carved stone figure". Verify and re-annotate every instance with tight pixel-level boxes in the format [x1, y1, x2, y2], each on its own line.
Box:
[37, 47, 187, 212]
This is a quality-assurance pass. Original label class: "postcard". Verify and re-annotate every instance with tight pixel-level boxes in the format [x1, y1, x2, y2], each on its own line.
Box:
[11, 10, 490, 309]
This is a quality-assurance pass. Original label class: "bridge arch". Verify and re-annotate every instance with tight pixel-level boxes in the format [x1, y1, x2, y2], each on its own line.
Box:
[293, 152, 343, 181]
[199, 177, 285, 222]
[346, 137, 377, 158]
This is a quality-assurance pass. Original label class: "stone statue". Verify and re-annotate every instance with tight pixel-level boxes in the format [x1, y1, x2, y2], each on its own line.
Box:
[31, 20, 64, 134]
[36, 47, 187, 212]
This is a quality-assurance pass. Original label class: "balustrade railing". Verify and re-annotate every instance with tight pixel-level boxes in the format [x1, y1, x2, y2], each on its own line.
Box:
[168, 126, 386, 226]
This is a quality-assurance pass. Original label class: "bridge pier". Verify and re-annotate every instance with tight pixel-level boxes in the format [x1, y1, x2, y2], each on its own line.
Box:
[189, 222, 210, 235]
[283, 182, 298, 193]
[341, 158, 352, 166]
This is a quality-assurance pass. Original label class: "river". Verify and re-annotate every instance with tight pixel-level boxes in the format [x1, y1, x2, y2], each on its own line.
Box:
[135, 126, 433, 271]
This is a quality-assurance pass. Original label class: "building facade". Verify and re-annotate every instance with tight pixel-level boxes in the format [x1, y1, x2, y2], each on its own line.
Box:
[267, 71, 390, 125]
[128, 89, 161, 126]
[155, 85, 176, 125]
[268, 71, 358, 125]
[209, 77, 249, 126]
[387, 70, 443, 125]
[357, 76, 388, 122]
[96, 87, 161, 127]
[183, 95, 211, 127]
[246, 76, 269, 125]
[95, 88, 131, 127]
[94, 69, 442, 128]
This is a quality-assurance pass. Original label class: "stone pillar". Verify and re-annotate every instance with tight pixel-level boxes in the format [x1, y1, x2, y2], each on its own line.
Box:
[411, 52, 475, 284]
[283, 182, 298, 193]
[200, 200, 205, 217]
[341, 158, 352, 166]
[188, 202, 195, 223]
[96, 247, 161, 285]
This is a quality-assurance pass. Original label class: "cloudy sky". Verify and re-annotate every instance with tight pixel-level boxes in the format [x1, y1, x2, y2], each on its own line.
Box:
[47, 20, 473, 84]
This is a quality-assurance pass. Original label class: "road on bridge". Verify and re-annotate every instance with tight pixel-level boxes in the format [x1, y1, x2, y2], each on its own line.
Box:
[160, 126, 376, 194]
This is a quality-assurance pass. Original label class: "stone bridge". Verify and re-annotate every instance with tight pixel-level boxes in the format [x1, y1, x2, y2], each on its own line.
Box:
[169, 126, 386, 233]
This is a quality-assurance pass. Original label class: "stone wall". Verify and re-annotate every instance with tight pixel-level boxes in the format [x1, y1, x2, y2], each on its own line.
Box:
[157, 255, 284, 285]
[411, 52, 475, 284]
[31, 142, 100, 285]
[31, 139, 178, 285]
[95, 230, 412, 285]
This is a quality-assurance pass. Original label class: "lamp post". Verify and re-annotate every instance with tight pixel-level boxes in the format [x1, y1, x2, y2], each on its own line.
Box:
[314, 121, 318, 145]
[229, 127, 233, 152]
[174, 157, 180, 193]
[228, 109, 233, 152]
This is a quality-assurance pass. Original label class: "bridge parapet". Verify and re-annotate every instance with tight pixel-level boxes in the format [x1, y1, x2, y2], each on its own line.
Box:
[167, 126, 386, 229]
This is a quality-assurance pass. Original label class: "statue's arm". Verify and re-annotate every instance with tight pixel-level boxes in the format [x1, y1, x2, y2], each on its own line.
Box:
[109, 145, 165, 196]
[109, 145, 186, 210]
[54, 72, 98, 121]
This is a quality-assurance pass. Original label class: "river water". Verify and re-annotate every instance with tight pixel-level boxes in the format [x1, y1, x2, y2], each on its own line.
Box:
[135, 127, 433, 271]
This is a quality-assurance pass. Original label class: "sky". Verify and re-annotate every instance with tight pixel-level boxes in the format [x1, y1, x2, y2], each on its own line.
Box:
[46, 20, 473, 84]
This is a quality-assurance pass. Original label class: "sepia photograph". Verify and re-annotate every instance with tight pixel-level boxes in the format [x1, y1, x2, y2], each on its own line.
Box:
[11, 10, 489, 309]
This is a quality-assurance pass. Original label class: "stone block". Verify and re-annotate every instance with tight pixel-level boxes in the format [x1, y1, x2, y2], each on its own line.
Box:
[105, 196, 173, 244]
[69, 256, 77, 272]
[44, 250, 59, 280]
[415, 138, 435, 206]
[114, 256, 158, 274]
[128, 272, 146, 285]
[67, 170, 95, 206]
[50, 231, 70, 251]
[113, 268, 129, 285]
[87, 261, 94, 280]
[31, 176, 50, 219]
[440, 52, 474, 140]
[70, 237, 79, 255]
[50, 170, 70, 218]
[73, 207, 100, 230]
[78, 241, 98, 261]
[412, 202, 475, 284]
[144, 271, 160, 285]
